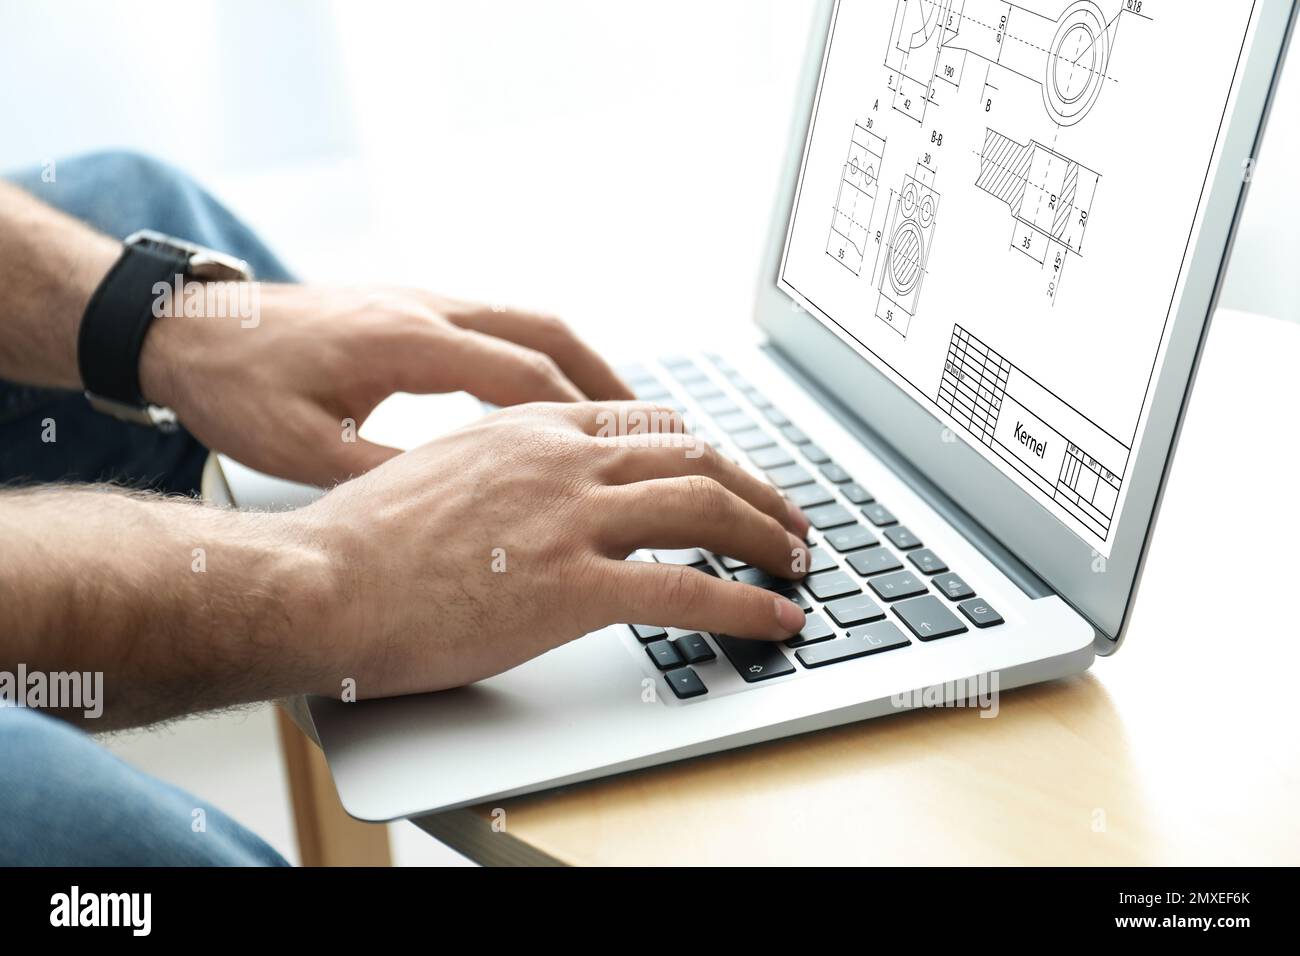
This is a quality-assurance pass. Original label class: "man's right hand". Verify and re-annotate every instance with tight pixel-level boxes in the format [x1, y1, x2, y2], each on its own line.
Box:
[291, 401, 812, 699]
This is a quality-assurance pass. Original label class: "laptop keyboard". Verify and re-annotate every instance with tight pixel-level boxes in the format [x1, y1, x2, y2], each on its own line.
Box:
[616, 353, 1005, 702]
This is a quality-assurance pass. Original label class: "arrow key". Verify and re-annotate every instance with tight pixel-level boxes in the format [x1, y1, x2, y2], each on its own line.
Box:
[892, 595, 968, 642]
[664, 667, 708, 699]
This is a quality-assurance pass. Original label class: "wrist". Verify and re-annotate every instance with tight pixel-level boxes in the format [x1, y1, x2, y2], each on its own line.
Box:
[51, 233, 122, 390]
[136, 311, 188, 409]
[274, 502, 367, 697]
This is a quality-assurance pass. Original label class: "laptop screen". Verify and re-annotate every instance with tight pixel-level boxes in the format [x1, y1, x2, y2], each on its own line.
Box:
[779, 0, 1259, 557]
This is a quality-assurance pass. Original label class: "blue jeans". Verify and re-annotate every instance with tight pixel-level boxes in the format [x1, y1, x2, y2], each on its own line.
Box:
[0, 152, 292, 865]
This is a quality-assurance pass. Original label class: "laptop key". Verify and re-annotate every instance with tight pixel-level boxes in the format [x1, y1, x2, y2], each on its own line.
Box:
[719, 555, 748, 571]
[734, 567, 791, 591]
[714, 635, 796, 682]
[766, 464, 815, 489]
[802, 444, 832, 465]
[959, 599, 1004, 628]
[825, 594, 886, 627]
[787, 483, 834, 509]
[664, 667, 708, 699]
[841, 482, 874, 505]
[862, 503, 898, 527]
[741, 386, 773, 410]
[631, 624, 668, 642]
[805, 502, 856, 530]
[846, 549, 903, 577]
[884, 526, 923, 550]
[686, 381, 725, 401]
[748, 445, 796, 469]
[797, 622, 910, 667]
[824, 523, 879, 553]
[731, 428, 775, 452]
[635, 383, 672, 402]
[819, 463, 852, 484]
[646, 639, 685, 670]
[893, 595, 968, 642]
[673, 632, 717, 664]
[932, 572, 975, 601]
[868, 570, 928, 602]
[715, 410, 757, 433]
[781, 424, 811, 444]
[762, 406, 791, 427]
[807, 547, 840, 573]
[805, 570, 862, 601]
[777, 588, 811, 612]
[908, 549, 948, 575]
[698, 395, 738, 416]
[785, 612, 836, 648]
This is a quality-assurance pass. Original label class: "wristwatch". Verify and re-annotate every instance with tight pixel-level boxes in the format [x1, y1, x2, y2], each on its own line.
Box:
[77, 229, 253, 430]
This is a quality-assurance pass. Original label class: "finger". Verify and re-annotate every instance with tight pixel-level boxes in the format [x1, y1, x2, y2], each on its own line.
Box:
[396, 326, 586, 405]
[601, 477, 809, 580]
[599, 437, 810, 537]
[307, 406, 403, 483]
[441, 304, 635, 401]
[602, 559, 805, 641]
[250, 405, 401, 486]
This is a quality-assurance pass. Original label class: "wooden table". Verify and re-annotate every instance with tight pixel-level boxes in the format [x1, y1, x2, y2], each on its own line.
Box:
[409, 308, 1300, 866]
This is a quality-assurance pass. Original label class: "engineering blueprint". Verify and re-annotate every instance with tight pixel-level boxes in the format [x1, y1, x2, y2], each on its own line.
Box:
[780, 0, 1258, 554]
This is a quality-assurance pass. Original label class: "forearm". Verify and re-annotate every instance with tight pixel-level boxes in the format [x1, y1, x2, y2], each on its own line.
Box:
[0, 181, 119, 388]
[0, 487, 337, 729]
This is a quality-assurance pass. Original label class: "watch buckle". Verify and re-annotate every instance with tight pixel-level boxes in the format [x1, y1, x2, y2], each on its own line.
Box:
[84, 392, 180, 433]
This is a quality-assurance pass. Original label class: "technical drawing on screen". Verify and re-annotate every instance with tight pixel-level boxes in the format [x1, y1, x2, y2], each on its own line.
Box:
[779, 0, 1259, 555]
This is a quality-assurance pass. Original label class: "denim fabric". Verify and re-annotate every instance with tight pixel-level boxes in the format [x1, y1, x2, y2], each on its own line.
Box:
[0, 706, 289, 866]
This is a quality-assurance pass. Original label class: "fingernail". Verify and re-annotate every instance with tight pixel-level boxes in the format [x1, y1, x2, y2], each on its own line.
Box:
[774, 596, 805, 635]
[786, 500, 810, 537]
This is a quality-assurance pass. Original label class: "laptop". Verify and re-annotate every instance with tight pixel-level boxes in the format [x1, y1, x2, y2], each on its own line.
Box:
[225, 0, 1294, 820]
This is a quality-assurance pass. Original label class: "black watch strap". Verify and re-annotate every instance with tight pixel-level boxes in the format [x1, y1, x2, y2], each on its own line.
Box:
[77, 242, 191, 407]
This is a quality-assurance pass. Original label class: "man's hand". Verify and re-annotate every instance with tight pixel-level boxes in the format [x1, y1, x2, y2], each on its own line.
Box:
[138, 285, 635, 486]
[0, 179, 630, 489]
[0, 402, 811, 726]
[292, 402, 812, 697]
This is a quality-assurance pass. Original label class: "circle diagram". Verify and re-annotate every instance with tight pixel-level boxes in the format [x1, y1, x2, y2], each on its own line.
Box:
[888, 220, 924, 297]
[1044, 1, 1111, 127]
